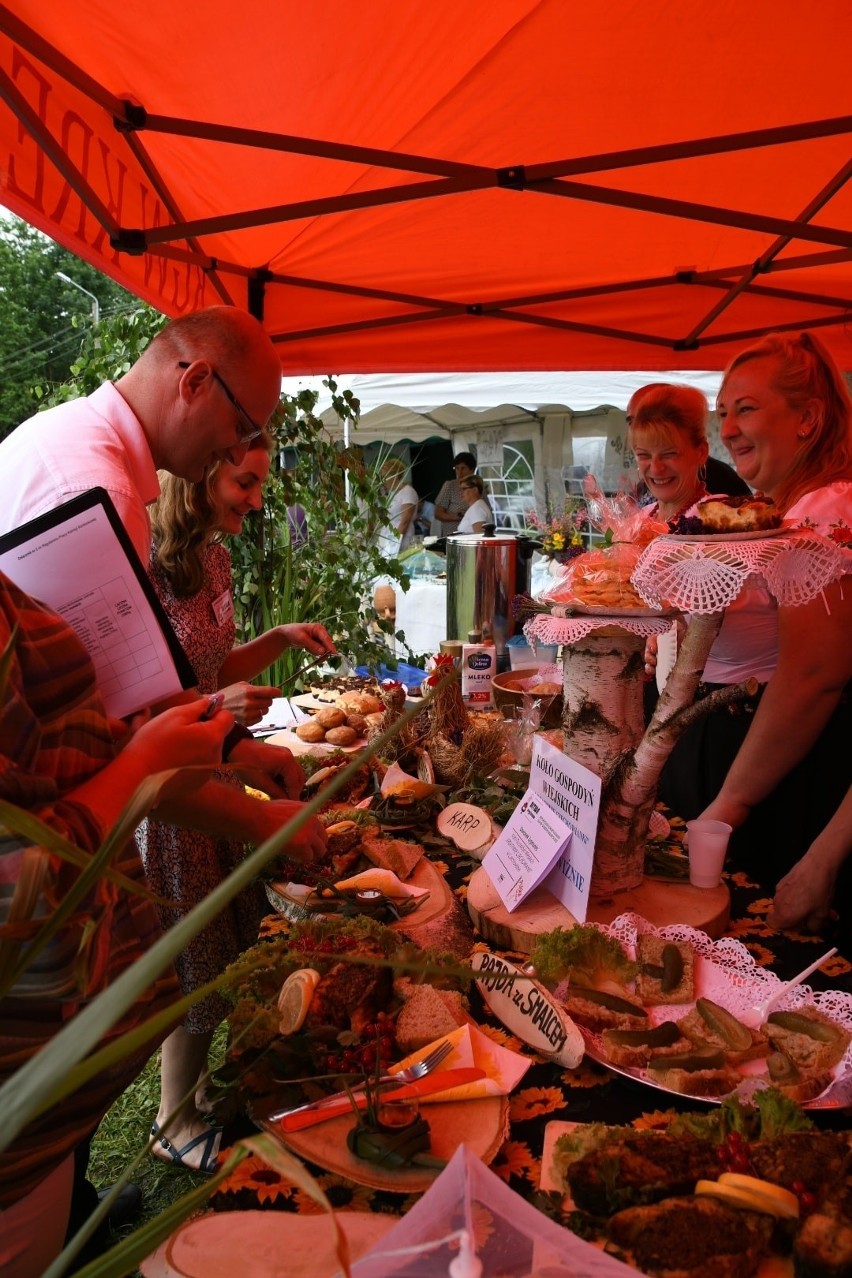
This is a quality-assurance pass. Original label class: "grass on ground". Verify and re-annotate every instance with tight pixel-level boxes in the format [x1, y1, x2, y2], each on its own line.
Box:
[85, 1026, 228, 1266]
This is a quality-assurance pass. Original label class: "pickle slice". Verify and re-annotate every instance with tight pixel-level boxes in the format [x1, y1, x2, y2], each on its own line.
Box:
[696, 997, 753, 1052]
[567, 986, 648, 1018]
[767, 1010, 843, 1043]
[647, 1048, 725, 1072]
[766, 1051, 802, 1084]
[661, 944, 684, 993]
[605, 1022, 681, 1048]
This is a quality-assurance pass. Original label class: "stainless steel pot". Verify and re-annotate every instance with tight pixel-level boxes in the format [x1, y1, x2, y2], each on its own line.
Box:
[446, 530, 536, 658]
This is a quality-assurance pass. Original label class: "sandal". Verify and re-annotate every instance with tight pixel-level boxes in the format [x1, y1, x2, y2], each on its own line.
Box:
[150, 1121, 221, 1174]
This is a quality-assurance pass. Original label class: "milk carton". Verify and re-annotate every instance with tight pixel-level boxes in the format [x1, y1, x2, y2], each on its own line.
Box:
[461, 629, 496, 707]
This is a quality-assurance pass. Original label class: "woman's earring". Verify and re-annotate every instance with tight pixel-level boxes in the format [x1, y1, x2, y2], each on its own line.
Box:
[698, 463, 707, 483]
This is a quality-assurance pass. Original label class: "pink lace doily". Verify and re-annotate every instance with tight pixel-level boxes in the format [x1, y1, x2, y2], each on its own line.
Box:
[632, 530, 847, 614]
[524, 612, 675, 645]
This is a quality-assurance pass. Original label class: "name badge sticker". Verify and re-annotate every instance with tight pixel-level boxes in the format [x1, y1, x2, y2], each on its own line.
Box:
[212, 590, 235, 627]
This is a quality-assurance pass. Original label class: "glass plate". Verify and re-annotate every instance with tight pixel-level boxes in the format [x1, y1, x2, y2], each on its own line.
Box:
[569, 914, 852, 1110]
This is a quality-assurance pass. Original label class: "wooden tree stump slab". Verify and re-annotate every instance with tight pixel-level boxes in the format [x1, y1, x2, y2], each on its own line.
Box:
[267, 856, 474, 958]
[466, 865, 730, 953]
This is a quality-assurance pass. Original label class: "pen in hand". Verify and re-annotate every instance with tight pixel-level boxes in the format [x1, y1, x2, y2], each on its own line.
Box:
[199, 693, 225, 721]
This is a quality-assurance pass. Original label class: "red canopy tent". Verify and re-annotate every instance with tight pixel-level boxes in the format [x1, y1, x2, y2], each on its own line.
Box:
[0, 0, 850, 373]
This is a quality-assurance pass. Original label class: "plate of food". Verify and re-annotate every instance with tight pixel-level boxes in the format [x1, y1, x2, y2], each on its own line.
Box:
[529, 917, 852, 1109]
[540, 1098, 852, 1278]
[270, 1093, 509, 1193]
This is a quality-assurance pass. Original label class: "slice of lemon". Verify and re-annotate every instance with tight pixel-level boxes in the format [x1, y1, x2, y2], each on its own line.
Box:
[718, 1173, 800, 1218]
[277, 968, 320, 1035]
[695, 1178, 799, 1220]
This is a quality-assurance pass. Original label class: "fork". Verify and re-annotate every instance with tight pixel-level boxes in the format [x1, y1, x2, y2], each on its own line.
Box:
[267, 1038, 453, 1123]
[741, 946, 838, 1031]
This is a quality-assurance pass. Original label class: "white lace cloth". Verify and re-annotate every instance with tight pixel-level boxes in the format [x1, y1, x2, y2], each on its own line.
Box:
[525, 611, 675, 645]
[632, 530, 847, 614]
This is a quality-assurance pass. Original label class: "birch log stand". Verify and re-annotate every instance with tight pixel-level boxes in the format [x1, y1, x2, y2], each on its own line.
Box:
[468, 612, 735, 950]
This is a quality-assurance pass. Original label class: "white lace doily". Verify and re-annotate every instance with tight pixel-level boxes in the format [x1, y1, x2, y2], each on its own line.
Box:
[582, 913, 852, 1107]
[524, 612, 675, 645]
[632, 530, 847, 614]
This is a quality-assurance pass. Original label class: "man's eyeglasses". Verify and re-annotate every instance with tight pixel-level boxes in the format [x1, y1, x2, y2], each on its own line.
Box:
[177, 361, 264, 444]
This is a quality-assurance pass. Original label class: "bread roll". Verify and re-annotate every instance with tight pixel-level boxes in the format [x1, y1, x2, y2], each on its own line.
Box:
[324, 725, 358, 747]
[344, 713, 368, 735]
[315, 706, 347, 729]
[295, 721, 326, 743]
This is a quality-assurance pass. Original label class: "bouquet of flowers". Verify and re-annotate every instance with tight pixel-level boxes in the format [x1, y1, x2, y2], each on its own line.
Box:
[527, 498, 588, 563]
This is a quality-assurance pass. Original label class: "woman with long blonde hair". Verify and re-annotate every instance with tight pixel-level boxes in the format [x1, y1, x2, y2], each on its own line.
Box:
[660, 331, 852, 932]
[139, 437, 335, 1172]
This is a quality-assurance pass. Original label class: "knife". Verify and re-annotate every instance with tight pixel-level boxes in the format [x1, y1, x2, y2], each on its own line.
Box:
[275, 1067, 486, 1133]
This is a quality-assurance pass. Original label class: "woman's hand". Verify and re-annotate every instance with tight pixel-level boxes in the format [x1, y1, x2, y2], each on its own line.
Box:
[221, 681, 280, 726]
[767, 850, 838, 933]
[276, 623, 336, 657]
[227, 737, 305, 798]
[643, 633, 658, 681]
[249, 799, 327, 864]
[698, 795, 751, 832]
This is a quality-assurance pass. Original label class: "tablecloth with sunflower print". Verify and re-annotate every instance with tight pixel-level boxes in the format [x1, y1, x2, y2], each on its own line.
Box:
[211, 811, 851, 1218]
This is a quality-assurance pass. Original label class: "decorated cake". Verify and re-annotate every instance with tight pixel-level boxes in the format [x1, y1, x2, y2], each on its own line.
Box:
[668, 495, 783, 536]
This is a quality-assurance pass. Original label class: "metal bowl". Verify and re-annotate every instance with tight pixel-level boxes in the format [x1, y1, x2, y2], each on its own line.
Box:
[491, 667, 563, 728]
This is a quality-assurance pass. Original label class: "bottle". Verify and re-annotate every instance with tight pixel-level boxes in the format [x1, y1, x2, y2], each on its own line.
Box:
[461, 627, 496, 708]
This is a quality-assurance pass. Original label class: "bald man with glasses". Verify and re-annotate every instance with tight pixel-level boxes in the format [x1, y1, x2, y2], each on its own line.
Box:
[0, 306, 282, 563]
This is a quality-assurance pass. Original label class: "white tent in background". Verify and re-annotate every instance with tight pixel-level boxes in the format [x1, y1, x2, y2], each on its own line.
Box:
[281, 371, 725, 522]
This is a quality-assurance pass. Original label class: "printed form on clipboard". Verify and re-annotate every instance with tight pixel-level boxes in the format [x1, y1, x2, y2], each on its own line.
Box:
[0, 488, 195, 718]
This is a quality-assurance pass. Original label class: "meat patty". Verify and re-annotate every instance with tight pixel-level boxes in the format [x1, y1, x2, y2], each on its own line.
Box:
[794, 1174, 852, 1278]
[749, 1131, 852, 1198]
[608, 1194, 774, 1278]
[566, 1132, 720, 1215]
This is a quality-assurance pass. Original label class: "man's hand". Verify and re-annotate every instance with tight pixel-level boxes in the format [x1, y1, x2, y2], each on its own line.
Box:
[228, 737, 304, 798]
[221, 681, 279, 726]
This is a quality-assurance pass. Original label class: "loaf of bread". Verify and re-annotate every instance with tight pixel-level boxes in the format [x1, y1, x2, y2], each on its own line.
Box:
[295, 720, 325, 742]
[314, 706, 347, 730]
[395, 984, 468, 1055]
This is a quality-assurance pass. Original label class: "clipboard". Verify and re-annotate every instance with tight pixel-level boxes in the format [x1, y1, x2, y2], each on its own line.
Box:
[0, 487, 196, 717]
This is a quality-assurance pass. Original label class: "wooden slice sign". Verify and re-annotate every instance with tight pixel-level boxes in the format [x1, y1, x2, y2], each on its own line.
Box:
[472, 951, 584, 1068]
[437, 802, 493, 852]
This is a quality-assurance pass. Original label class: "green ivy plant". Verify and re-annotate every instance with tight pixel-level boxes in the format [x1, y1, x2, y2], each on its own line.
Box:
[230, 381, 413, 686]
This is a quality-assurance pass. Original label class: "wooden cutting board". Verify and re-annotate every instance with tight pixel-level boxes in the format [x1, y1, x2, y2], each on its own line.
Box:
[466, 865, 730, 952]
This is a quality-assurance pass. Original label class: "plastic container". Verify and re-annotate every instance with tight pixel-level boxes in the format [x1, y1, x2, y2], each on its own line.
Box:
[506, 635, 559, 669]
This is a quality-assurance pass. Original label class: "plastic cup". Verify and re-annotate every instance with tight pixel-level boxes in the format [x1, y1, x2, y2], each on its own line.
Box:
[685, 819, 732, 888]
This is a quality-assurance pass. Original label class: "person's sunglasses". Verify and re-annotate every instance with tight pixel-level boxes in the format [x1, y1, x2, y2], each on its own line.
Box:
[177, 361, 264, 444]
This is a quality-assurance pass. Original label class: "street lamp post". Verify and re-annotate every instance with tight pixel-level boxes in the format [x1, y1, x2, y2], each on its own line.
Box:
[56, 271, 100, 329]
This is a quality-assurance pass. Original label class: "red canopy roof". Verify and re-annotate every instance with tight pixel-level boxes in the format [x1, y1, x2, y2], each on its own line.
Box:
[1, 1, 850, 373]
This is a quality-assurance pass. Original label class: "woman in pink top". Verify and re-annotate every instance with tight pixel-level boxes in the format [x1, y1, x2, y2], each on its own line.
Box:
[660, 332, 852, 932]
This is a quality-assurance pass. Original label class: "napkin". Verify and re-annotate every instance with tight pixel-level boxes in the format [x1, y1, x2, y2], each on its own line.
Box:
[393, 1023, 531, 1103]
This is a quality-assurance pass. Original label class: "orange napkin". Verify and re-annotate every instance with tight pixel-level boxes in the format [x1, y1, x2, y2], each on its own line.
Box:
[392, 1023, 531, 1103]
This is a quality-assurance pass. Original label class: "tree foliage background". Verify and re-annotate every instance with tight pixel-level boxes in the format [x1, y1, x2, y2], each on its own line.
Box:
[0, 214, 135, 439]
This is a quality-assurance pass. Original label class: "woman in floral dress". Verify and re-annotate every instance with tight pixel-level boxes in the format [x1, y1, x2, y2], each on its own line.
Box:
[137, 434, 334, 1171]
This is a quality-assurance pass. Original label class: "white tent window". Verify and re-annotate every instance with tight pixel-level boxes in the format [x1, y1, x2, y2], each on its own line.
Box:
[480, 441, 536, 529]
